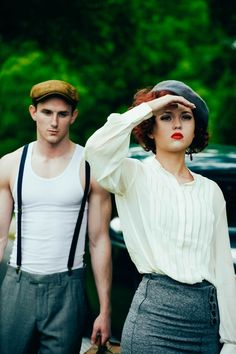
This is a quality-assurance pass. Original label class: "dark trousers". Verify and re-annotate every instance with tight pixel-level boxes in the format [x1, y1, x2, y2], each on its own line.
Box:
[0, 266, 86, 354]
[121, 273, 222, 354]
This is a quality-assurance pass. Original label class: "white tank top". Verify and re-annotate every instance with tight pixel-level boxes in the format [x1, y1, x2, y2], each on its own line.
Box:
[10, 142, 88, 274]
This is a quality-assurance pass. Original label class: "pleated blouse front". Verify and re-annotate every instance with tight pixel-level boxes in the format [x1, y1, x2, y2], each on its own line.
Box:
[114, 156, 217, 284]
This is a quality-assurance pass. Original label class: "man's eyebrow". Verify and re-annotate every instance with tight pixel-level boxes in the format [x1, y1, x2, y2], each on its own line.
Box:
[41, 108, 52, 112]
[58, 110, 70, 114]
[40, 108, 70, 114]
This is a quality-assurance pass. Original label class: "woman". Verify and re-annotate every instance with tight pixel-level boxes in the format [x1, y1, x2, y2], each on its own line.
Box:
[84, 80, 236, 353]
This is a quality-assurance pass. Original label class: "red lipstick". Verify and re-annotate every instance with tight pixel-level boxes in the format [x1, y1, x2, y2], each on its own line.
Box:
[171, 133, 183, 140]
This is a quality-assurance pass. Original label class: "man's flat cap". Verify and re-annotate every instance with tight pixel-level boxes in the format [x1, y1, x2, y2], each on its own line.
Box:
[30, 80, 79, 105]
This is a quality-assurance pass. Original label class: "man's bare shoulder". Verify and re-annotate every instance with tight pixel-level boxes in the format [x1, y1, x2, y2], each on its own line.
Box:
[79, 157, 110, 198]
[0, 147, 23, 165]
[90, 174, 111, 199]
[0, 147, 23, 180]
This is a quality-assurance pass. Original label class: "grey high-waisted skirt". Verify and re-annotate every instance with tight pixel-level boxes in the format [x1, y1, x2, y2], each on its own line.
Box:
[121, 273, 222, 354]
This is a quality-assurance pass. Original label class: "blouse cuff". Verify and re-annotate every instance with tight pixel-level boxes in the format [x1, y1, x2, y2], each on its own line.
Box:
[220, 343, 236, 354]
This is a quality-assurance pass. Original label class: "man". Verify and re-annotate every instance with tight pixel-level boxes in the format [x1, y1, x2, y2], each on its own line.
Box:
[0, 80, 112, 354]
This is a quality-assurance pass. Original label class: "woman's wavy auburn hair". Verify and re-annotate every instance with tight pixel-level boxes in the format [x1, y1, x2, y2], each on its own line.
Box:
[131, 88, 209, 155]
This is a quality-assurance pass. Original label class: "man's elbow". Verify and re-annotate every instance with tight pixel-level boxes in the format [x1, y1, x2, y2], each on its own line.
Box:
[88, 232, 111, 252]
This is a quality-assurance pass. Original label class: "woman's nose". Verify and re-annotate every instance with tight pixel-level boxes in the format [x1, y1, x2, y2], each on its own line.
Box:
[173, 117, 182, 129]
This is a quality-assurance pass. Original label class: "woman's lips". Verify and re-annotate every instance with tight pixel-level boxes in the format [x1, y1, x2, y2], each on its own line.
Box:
[171, 133, 183, 140]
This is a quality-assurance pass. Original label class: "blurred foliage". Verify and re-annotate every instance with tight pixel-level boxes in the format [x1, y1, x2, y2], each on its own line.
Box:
[0, 0, 235, 156]
[0, 42, 87, 156]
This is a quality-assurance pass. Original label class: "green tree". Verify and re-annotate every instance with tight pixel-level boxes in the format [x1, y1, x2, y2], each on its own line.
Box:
[0, 0, 235, 154]
[0, 43, 86, 156]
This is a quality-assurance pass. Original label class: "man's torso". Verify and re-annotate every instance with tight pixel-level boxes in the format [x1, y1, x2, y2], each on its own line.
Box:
[9, 142, 88, 274]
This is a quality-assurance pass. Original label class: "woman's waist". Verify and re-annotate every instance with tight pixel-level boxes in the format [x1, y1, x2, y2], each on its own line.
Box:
[143, 272, 213, 288]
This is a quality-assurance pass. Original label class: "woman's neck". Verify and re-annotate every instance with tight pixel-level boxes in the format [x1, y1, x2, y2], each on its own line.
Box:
[155, 151, 193, 184]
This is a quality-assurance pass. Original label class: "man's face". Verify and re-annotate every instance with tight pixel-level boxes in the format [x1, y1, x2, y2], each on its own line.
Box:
[29, 97, 78, 145]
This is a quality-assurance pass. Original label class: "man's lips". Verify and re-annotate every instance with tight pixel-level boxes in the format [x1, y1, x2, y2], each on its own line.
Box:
[48, 130, 58, 134]
[171, 133, 183, 140]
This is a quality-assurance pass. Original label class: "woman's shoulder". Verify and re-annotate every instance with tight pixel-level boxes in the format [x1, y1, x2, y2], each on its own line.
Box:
[192, 171, 225, 199]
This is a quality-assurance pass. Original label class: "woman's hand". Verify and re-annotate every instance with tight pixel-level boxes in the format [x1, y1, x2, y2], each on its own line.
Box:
[147, 94, 196, 115]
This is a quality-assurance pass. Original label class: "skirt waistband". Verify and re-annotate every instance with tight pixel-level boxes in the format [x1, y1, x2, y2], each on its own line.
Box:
[143, 273, 213, 288]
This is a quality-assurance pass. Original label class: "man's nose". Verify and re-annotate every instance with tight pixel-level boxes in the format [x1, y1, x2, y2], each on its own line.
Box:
[51, 114, 58, 127]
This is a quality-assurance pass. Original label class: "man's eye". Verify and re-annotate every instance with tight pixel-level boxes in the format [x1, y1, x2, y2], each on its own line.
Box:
[59, 112, 68, 118]
[43, 110, 51, 115]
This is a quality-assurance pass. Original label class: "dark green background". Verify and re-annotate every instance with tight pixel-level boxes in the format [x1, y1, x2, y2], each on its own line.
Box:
[0, 0, 235, 156]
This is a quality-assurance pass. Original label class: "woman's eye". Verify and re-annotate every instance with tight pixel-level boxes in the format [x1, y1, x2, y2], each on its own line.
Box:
[160, 115, 171, 121]
[182, 114, 192, 120]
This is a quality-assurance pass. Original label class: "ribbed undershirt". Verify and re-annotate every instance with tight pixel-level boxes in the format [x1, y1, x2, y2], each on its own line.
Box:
[10, 142, 87, 274]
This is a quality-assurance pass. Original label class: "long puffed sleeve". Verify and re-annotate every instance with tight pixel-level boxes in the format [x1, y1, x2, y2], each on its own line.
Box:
[84, 103, 153, 195]
[213, 186, 236, 353]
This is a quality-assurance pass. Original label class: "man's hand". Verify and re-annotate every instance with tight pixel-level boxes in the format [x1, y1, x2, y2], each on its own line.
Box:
[90, 312, 111, 346]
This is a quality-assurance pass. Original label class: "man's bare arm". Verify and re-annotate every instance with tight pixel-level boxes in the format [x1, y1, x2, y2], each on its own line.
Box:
[87, 176, 112, 345]
[0, 154, 16, 262]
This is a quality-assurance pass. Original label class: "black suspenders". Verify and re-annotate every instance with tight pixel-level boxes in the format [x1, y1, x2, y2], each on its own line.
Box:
[16, 144, 29, 273]
[16, 144, 90, 274]
[67, 160, 90, 273]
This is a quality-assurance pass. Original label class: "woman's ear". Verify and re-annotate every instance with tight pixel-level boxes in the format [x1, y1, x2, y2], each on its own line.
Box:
[148, 116, 156, 139]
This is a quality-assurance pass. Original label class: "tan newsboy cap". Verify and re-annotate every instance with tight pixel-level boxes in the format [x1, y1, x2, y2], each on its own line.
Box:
[30, 80, 79, 105]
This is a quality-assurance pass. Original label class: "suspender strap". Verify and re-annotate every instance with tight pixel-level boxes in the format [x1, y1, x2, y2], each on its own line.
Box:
[67, 161, 90, 273]
[16, 144, 29, 273]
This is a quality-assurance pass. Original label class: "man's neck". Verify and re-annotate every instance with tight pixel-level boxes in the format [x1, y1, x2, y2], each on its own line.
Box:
[34, 139, 75, 159]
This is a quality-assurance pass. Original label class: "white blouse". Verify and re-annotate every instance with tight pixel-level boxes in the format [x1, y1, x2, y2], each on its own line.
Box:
[84, 102, 236, 353]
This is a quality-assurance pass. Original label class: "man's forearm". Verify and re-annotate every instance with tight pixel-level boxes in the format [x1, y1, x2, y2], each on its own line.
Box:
[90, 238, 112, 314]
[0, 236, 8, 262]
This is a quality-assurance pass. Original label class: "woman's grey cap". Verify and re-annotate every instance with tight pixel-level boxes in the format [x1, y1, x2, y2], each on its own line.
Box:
[151, 80, 209, 127]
